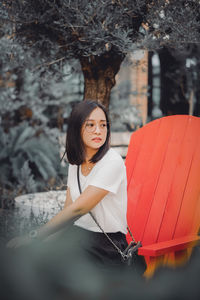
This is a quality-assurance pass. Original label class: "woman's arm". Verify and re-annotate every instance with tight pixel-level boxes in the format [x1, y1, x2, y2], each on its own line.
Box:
[7, 185, 109, 248]
[36, 185, 109, 240]
[63, 188, 73, 208]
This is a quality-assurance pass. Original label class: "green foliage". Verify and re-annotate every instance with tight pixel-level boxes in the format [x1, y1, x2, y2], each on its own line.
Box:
[1, 1, 200, 110]
[8, 0, 146, 58]
[0, 33, 82, 128]
[4, 0, 200, 61]
[146, 0, 200, 48]
[0, 34, 70, 208]
[0, 122, 67, 208]
[0, 6, 83, 209]
[1, 0, 199, 115]
[17, 161, 37, 193]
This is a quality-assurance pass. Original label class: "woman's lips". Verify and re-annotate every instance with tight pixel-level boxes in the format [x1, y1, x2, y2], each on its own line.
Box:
[92, 137, 102, 142]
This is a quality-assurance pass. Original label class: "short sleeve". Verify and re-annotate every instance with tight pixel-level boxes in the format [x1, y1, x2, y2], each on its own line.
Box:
[67, 164, 72, 188]
[89, 159, 125, 194]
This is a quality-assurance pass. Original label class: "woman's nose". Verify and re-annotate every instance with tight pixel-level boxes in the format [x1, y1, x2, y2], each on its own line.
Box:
[94, 124, 101, 133]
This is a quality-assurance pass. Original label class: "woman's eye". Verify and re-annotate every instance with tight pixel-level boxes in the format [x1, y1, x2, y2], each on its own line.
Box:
[100, 123, 106, 128]
[86, 123, 94, 127]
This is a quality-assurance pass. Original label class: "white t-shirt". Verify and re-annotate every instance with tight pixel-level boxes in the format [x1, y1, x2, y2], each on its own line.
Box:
[67, 148, 127, 234]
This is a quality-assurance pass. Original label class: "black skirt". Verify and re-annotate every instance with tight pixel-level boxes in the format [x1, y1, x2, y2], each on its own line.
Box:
[70, 225, 128, 270]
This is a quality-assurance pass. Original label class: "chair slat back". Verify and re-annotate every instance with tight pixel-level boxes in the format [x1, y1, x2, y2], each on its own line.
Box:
[125, 115, 200, 246]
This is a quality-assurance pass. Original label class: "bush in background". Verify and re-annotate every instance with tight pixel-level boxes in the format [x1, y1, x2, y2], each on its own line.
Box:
[0, 25, 73, 208]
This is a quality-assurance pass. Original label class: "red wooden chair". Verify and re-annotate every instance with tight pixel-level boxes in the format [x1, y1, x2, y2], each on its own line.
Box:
[125, 115, 200, 277]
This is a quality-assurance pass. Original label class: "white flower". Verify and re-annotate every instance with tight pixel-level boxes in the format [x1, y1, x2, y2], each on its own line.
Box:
[159, 10, 165, 19]
[153, 23, 159, 29]
[163, 34, 170, 40]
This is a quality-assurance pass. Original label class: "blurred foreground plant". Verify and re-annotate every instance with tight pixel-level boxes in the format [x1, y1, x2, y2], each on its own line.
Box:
[0, 225, 200, 300]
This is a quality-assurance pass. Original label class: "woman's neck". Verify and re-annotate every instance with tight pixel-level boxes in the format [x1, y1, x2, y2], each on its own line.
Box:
[81, 157, 96, 176]
[85, 149, 98, 163]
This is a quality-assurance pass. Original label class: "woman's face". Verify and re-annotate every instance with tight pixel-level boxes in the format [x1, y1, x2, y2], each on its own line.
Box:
[81, 107, 108, 158]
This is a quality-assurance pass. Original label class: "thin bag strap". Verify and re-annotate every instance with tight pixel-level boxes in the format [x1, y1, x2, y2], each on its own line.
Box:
[77, 165, 136, 259]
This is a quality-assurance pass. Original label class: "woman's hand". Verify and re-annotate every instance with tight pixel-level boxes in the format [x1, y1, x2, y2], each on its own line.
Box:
[6, 235, 32, 249]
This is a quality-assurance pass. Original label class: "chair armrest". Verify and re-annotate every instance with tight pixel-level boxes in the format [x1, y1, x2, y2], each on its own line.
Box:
[138, 235, 200, 257]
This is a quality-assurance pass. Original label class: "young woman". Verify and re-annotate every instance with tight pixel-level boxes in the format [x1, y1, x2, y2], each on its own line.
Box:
[7, 100, 128, 268]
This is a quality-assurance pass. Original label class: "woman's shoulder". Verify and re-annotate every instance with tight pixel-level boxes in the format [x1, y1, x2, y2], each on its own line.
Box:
[92, 148, 126, 185]
[99, 148, 124, 166]
[68, 163, 77, 174]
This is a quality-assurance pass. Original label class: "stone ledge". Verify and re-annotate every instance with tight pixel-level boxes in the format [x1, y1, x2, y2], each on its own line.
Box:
[15, 191, 66, 220]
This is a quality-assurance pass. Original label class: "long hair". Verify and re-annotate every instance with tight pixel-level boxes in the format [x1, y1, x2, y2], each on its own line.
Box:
[65, 100, 110, 165]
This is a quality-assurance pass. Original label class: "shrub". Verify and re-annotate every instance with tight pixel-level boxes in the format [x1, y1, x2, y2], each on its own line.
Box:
[0, 122, 68, 208]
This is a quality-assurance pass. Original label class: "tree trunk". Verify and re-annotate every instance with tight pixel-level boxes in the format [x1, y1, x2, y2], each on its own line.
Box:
[80, 50, 125, 109]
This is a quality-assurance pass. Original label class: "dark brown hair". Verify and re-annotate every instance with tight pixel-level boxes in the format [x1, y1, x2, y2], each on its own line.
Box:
[65, 100, 110, 165]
